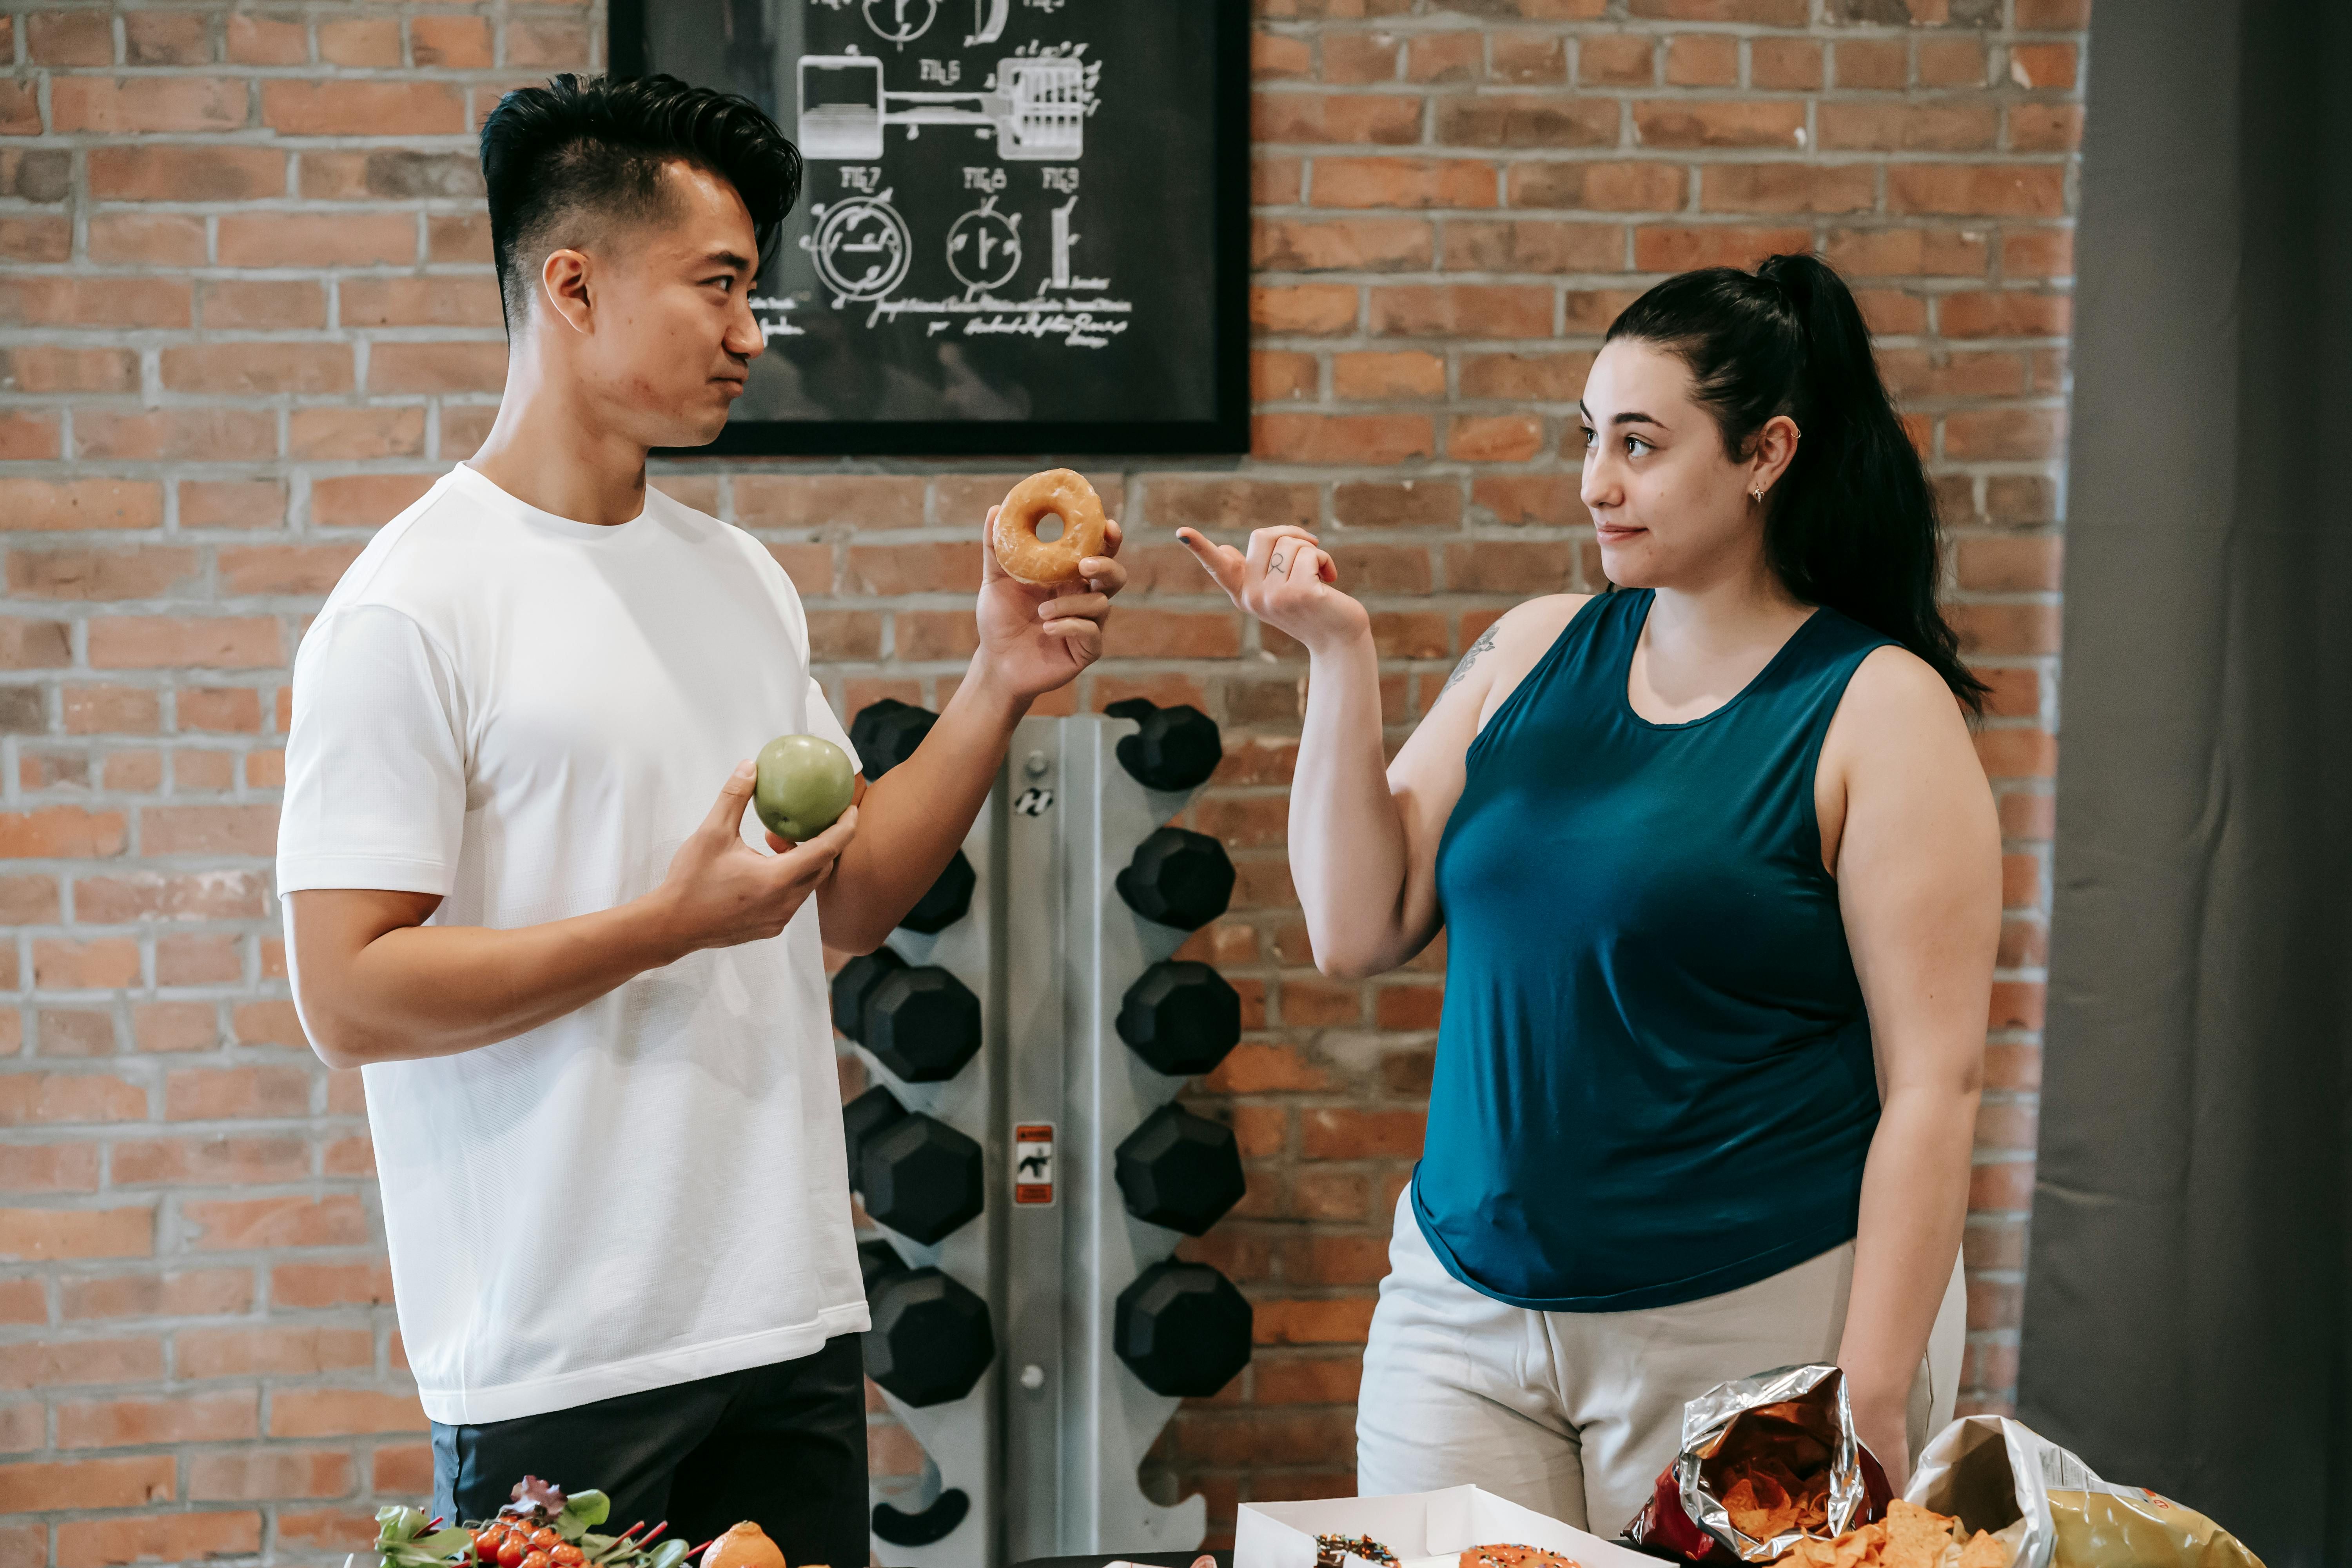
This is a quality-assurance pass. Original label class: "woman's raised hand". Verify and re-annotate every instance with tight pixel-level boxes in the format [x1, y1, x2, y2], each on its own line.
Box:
[1176, 525, 1370, 657]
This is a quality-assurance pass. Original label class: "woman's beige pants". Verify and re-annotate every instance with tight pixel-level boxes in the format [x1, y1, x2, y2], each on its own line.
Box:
[1356, 1189, 1965, 1536]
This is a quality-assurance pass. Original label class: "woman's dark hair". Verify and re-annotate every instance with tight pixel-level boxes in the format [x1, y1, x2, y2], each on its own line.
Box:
[479, 73, 802, 332]
[1606, 253, 1986, 714]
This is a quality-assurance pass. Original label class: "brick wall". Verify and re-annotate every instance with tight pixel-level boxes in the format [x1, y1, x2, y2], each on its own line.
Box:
[0, 0, 2080, 1559]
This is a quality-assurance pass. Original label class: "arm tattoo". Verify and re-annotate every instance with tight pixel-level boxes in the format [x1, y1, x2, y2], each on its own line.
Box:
[1438, 622, 1501, 700]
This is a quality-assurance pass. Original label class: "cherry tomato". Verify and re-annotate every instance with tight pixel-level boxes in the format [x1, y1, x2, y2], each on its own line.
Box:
[528, 1532, 560, 1552]
[497, 1540, 526, 1568]
[551, 1548, 584, 1566]
[522, 1552, 552, 1568]
[472, 1533, 503, 1564]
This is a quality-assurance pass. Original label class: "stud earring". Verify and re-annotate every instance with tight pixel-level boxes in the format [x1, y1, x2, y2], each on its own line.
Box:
[1750, 486, 1764, 503]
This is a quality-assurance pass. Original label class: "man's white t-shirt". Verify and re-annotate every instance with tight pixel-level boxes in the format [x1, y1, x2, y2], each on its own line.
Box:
[277, 464, 868, 1425]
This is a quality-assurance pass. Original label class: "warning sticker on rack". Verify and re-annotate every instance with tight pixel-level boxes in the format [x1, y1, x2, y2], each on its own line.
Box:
[1013, 1122, 1055, 1206]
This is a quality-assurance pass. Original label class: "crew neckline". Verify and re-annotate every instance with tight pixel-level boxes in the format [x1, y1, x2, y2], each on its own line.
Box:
[1619, 587, 1822, 731]
[451, 462, 661, 545]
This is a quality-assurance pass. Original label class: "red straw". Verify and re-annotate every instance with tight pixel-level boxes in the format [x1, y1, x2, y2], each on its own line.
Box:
[639, 1525, 669, 1549]
[686, 1542, 713, 1561]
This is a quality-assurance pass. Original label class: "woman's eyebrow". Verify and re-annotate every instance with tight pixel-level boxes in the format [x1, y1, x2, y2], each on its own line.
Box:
[1577, 402, 1668, 429]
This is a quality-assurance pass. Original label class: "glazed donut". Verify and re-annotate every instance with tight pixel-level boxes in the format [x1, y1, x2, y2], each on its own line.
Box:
[993, 468, 1107, 586]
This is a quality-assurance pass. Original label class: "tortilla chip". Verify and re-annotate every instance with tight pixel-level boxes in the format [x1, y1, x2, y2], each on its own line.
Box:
[1956, 1532, 2007, 1568]
[1881, 1501, 1959, 1568]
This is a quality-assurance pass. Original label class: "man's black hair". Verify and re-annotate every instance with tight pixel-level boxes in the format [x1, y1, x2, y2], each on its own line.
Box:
[478, 73, 803, 332]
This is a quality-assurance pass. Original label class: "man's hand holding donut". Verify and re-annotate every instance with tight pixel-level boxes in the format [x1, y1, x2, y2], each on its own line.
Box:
[1177, 524, 1369, 658]
[975, 502, 1127, 704]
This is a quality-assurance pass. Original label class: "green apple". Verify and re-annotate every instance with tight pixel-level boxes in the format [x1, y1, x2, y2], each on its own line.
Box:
[753, 733, 855, 841]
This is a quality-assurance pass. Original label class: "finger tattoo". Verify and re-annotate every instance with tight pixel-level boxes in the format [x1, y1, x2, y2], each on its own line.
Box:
[1269, 552, 1286, 574]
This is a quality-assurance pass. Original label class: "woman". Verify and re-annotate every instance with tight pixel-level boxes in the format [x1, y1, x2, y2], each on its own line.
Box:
[1179, 255, 1999, 1532]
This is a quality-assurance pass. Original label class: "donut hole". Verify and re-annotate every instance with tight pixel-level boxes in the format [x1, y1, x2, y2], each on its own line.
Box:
[1034, 512, 1067, 542]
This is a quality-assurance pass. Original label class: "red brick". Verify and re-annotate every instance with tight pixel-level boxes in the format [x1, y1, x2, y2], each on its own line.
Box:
[1666, 34, 1740, 86]
[1333, 351, 1445, 400]
[1944, 407, 2065, 461]
[1253, 413, 1434, 465]
[1507, 160, 1687, 212]
[1889, 164, 2067, 218]
[270, 1387, 429, 1437]
[21, 13, 103, 65]
[180, 481, 287, 531]
[86, 144, 285, 202]
[113, 1136, 309, 1187]
[76, 409, 276, 463]
[187, 1446, 354, 1501]
[1701, 164, 1877, 215]
[198, 279, 328, 331]
[158, 343, 352, 397]
[1252, 1297, 1377, 1345]
[1252, 283, 1359, 334]
[0, 1455, 173, 1512]
[9, 547, 200, 602]
[1254, 216, 1433, 272]
[58, 1391, 258, 1448]
[509, 19, 592, 68]
[1578, 34, 1655, 86]
[155, 933, 240, 986]
[1461, 350, 1592, 400]
[177, 1324, 372, 1381]
[261, 80, 466, 136]
[0, 618, 71, 670]
[0, 345, 136, 393]
[123, 12, 213, 66]
[1301, 1107, 1426, 1159]
[0, 1140, 99, 1190]
[1254, 350, 1319, 401]
[340, 276, 504, 328]
[1635, 99, 1805, 149]
[1370, 283, 1552, 338]
[368, 341, 508, 394]
[1404, 33, 1481, 85]
[131, 1002, 223, 1054]
[1253, 91, 1422, 145]
[183, 1196, 368, 1255]
[270, 1260, 394, 1310]
[1447, 414, 1545, 462]
[1918, 38, 1987, 87]
[88, 618, 281, 671]
[1635, 224, 1810, 272]
[317, 15, 399, 67]
[1629, 0, 1805, 17]
[1490, 31, 1568, 84]
[1750, 38, 1824, 89]
[0, 1207, 152, 1261]
[1822, 225, 1989, 278]
[59, 1269, 252, 1322]
[33, 937, 142, 989]
[1445, 218, 1622, 272]
[1819, 102, 1999, 152]
[0, 1337, 164, 1389]
[0, 413, 59, 461]
[1974, 727, 2056, 779]
[51, 76, 248, 134]
[1435, 95, 1616, 149]
[0, 477, 163, 532]
[55, 1512, 262, 1568]
[411, 15, 495, 69]
[165, 1065, 312, 1122]
[1311, 157, 1497, 209]
[0, 808, 128, 860]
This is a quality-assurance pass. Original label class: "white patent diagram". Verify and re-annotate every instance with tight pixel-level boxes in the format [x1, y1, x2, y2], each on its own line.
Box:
[863, 0, 937, 45]
[802, 192, 913, 302]
[947, 196, 1024, 292]
[795, 46, 1096, 162]
[964, 0, 1008, 46]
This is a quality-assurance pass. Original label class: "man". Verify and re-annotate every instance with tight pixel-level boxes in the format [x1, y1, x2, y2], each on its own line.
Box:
[276, 74, 1126, 1558]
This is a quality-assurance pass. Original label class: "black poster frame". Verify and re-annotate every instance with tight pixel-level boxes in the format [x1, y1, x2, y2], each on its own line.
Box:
[608, 0, 1252, 458]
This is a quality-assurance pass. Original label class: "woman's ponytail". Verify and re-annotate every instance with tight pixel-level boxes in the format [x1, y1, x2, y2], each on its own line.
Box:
[1607, 254, 1987, 714]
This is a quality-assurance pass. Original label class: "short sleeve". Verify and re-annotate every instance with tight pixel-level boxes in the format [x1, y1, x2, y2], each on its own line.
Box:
[806, 676, 861, 775]
[277, 604, 468, 896]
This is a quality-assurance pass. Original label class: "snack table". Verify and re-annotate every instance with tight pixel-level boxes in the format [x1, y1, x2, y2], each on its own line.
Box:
[1009, 1555, 1231, 1568]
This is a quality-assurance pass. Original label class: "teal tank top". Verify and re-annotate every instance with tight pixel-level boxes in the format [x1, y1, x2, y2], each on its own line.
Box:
[1414, 587, 1895, 1312]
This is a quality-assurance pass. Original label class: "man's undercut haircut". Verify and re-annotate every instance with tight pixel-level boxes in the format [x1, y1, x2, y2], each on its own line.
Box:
[479, 73, 803, 333]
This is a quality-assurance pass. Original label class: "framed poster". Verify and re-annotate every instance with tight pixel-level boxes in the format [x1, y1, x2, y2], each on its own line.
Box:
[610, 0, 1252, 457]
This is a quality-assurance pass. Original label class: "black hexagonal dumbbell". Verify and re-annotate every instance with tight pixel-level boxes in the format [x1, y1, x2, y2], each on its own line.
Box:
[849, 698, 937, 782]
[1115, 827, 1235, 932]
[866, 1266, 995, 1406]
[864, 965, 982, 1082]
[1114, 1103, 1246, 1236]
[1114, 1259, 1252, 1398]
[898, 848, 975, 935]
[858, 1236, 909, 1296]
[831, 947, 906, 1044]
[859, 1111, 984, 1245]
[842, 1084, 906, 1184]
[1107, 697, 1223, 792]
[1118, 960, 1243, 1078]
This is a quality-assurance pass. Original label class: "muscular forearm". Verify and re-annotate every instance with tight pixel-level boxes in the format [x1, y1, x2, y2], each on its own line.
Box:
[292, 893, 690, 1069]
[1838, 1080, 1978, 1466]
[816, 659, 1028, 952]
[1292, 630, 1415, 977]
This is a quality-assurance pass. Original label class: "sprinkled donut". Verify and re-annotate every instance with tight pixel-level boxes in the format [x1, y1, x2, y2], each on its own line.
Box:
[993, 468, 1107, 586]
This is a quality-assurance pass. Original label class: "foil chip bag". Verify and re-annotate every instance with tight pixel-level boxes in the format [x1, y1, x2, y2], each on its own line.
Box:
[1625, 1364, 1893, 1565]
[1904, 1416, 2264, 1568]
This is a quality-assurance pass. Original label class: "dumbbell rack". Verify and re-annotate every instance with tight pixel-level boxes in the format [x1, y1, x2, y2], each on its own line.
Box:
[842, 707, 1244, 1568]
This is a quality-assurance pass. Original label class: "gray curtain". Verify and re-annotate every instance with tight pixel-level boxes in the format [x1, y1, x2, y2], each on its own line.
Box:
[2017, 3, 2351, 1566]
